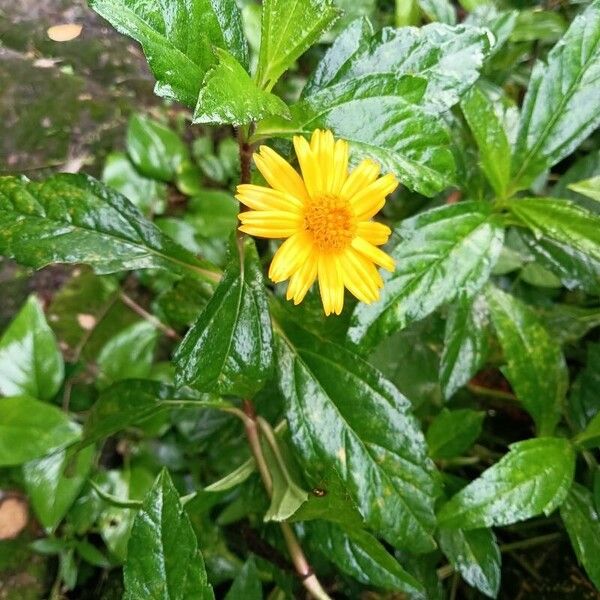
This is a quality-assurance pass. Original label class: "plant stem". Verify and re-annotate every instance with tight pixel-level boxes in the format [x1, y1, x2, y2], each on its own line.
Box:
[119, 292, 181, 341]
[241, 400, 332, 600]
[238, 127, 253, 186]
[499, 532, 562, 553]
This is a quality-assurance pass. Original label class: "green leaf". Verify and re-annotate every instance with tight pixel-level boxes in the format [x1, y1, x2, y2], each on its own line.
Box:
[96, 321, 158, 389]
[486, 286, 568, 436]
[194, 49, 290, 125]
[224, 557, 262, 600]
[274, 308, 437, 552]
[438, 527, 501, 598]
[508, 198, 600, 264]
[89, 0, 248, 107]
[440, 293, 489, 400]
[175, 236, 273, 398]
[426, 409, 485, 460]
[186, 191, 239, 239]
[569, 176, 600, 203]
[437, 437, 575, 529]
[560, 483, 600, 590]
[461, 84, 511, 198]
[348, 202, 504, 349]
[102, 152, 166, 217]
[255, 0, 340, 90]
[0, 174, 218, 282]
[82, 380, 225, 446]
[510, 1, 600, 190]
[205, 458, 255, 492]
[418, 0, 457, 25]
[23, 445, 94, 532]
[0, 295, 64, 400]
[257, 73, 455, 197]
[126, 115, 189, 182]
[569, 342, 600, 430]
[574, 412, 600, 449]
[0, 396, 80, 466]
[511, 9, 568, 43]
[308, 521, 423, 593]
[124, 470, 214, 600]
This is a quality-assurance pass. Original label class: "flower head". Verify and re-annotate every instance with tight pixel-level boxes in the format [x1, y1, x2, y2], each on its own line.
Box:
[237, 129, 398, 315]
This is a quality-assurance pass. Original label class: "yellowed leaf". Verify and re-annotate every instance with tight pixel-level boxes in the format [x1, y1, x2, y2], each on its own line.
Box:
[47, 23, 83, 42]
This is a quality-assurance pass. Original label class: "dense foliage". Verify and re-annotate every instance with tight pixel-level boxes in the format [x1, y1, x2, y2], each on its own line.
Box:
[2, 0, 600, 598]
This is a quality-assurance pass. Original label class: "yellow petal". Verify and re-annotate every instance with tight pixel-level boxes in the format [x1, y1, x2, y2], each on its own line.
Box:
[350, 173, 398, 220]
[339, 251, 378, 304]
[330, 139, 349, 196]
[351, 236, 395, 272]
[340, 159, 381, 200]
[238, 210, 302, 238]
[286, 251, 318, 304]
[318, 254, 344, 316]
[293, 135, 321, 197]
[268, 232, 313, 283]
[254, 146, 308, 200]
[312, 130, 335, 193]
[356, 221, 392, 246]
[236, 184, 303, 212]
[343, 248, 383, 297]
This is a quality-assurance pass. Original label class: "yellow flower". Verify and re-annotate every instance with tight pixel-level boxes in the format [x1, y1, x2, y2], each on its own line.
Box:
[237, 129, 398, 316]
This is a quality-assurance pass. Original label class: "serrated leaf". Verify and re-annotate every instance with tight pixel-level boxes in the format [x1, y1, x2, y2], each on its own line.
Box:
[0, 396, 80, 466]
[560, 483, 600, 590]
[510, 1, 600, 190]
[23, 445, 94, 532]
[308, 521, 423, 593]
[82, 380, 224, 446]
[438, 527, 500, 598]
[437, 437, 575, 529]
[274, 308, 437, 552]
[255, 0, 340, 90]
[0, 295, 64, 400]
[194, 49, 290, 125]
[257, 73, 455, 197]
[348, 202, 504, 349]
[126, 115, 189, 182]
[124, 470, 214, 600]
[224, 557, 262, 600]
[486, 286, 568, 436]
[508, 198, 600, 264]
[89, 0, 248, 107]
[440, 293, 490, 400]
[96, 321, 158, 389]
[174, 236, 273, 398]
[0, 174, 218, 282]
[461, 84, 511, 198]
[426, 409, 485, 460]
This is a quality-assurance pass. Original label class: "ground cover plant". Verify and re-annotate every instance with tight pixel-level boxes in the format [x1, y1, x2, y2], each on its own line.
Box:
[1, 0, 600, 598]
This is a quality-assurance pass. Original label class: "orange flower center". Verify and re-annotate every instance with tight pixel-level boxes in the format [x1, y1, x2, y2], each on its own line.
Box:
[303, 194, 356, 252]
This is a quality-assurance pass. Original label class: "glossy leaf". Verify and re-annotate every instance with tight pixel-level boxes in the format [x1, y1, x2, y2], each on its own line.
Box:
[224, 557, 262, 600]
[461, 84, 511, 198]
[508, 198, 600, 264]
[0, 396, 80, 466]
[0, 174, 218, 282]
[486, 286, 568, 436]
[82, 380, 225, 446]
[89, 0, 248, 107]
[96, 321, 158, 389]
[569, 343, 600, 430]
[510, 1, 600, 190]
[275, 309, 438, 552]
[438, 527, 501, 598]
[255, 0, 340, 90]
[175, 236, 273, 398]
[23, 445, 95, 532]
[437, 437, 575, 529]
[102, 152, 166, 216]
[440, 293, 490, 400]
[569, 176, 600, 203]
[426, 409, 485, 460]
[560, 483, 600, 590]
[194, 49, 290, 125]
[126, 115, 189, 182]
[124, 470, 214, 600]
[574, 412, 600, 449]
[308, 521, 423, 593]
[0, 295, 64, 400]
[348, 203, 504, 349]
